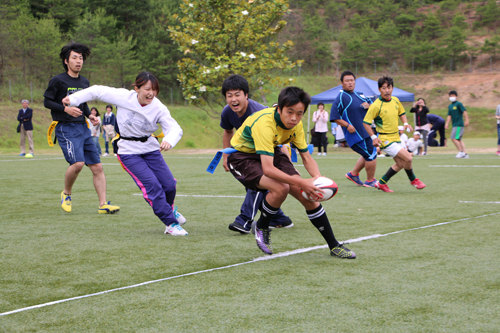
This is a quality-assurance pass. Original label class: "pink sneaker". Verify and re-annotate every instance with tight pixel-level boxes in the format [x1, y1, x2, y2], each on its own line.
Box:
[375, 181, 394, 193]
[411, 178, 426, 189]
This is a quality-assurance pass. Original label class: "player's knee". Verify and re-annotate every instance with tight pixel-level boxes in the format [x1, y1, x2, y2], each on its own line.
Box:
[72, 162, 85, 173]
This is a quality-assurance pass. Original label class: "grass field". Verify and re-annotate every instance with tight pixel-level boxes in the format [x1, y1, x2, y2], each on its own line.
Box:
[1, 148, 499, 332]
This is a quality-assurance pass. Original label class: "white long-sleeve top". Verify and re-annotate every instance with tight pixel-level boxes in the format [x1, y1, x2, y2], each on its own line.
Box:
[312, 110, 329, 133]
[68, 85, 183, 155]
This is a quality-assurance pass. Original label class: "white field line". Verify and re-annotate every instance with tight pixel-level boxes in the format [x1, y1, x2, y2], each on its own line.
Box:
[1, 211, 499, 317]
[0, 157, 65, 162]
[460, 201, 500, 204]
[132, 194, 246, 198]
[429, 165, 500, 168]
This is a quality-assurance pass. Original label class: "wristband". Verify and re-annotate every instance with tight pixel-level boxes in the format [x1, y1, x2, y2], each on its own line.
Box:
[370, 134, 377, 140]
[404, 122, 409, 126]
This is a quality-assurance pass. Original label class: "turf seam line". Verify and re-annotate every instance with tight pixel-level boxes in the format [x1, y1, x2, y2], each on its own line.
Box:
[459, 201, 500, 204]
[1, 211, 499, 317]
[429, 165, 500, 167]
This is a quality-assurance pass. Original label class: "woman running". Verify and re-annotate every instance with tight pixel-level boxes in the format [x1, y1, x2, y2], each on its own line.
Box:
[63, 71, 187, 236]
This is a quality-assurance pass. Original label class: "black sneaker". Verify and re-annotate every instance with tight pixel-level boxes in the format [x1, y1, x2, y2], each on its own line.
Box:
[269, 217, 294, 229]
[330, 244, 356, 259]
[228, 222, 251, 234]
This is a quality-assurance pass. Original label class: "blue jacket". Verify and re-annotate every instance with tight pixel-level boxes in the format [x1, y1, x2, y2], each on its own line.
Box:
[17, 107, 33, 132]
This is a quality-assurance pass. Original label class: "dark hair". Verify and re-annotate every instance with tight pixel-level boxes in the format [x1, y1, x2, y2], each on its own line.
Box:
[340, 70, 356, 82]
[449, 90, 458, 96]
[221, 74, 249, 97]
[278, 87, 311, 112]
[417, 98, 426, 106]
[133, 71, 160, 94]
[60, 42, 91, 72]
[106, 105, 113, 111]
[317, 102, 324, 107]
[90, 107, 100, 117]
[378, 76, 394, 88]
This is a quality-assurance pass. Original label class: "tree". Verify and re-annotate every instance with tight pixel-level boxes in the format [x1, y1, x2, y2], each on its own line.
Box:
[481, 36, 500, 59]
[419, 14, 443, 40]
[474, 0, 500, 31]
[168, 0, 301, 116]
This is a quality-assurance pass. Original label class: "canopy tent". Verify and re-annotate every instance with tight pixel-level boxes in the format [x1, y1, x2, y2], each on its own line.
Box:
[306, 77, 414, 143]
[310, 77, 415, 104]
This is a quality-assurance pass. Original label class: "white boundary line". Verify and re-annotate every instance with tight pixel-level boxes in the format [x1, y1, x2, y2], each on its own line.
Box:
[1, 211, 499, 317]
[429, 165, 500, 168]
[0, 157, 65, 163]
[460, 201, 500, 204]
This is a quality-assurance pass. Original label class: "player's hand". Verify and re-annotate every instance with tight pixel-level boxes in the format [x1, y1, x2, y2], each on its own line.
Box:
[372, 137, 381, 147]
[445, 124, 449, 129]
[88, 115, 99, 126]
[160, 140, 172, 152]
[361, 102, 370, 109]
[62, 96, 71, 105]
[301, 176, 324, 201]
[464, 120, 469, 127]
[347, 124, 356, 133]
[404, 124, 413, 132]
[64, 106, 82, 117]
[222, 154, 230, 172]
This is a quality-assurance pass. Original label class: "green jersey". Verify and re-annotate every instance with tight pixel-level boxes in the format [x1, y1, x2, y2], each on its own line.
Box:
[448, 101, 466, 127]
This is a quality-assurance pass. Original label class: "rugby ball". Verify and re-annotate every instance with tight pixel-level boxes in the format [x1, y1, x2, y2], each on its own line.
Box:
[301, 176, 338, 202]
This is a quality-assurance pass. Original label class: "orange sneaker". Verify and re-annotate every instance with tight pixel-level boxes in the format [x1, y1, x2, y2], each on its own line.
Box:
[411, 178, 426, 189]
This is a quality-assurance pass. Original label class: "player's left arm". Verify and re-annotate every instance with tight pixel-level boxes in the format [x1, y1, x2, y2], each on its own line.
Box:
[463, 110, 469, 127]
[158, 104, 183, 150]
[400, 114, 413, 132]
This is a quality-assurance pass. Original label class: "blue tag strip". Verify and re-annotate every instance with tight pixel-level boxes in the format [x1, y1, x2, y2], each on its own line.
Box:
[207, 148, 238, 174]
[291, 148, 298, 163]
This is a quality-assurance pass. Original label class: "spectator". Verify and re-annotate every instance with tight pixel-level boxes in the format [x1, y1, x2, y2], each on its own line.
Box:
[445, 90, 469, 158]
[312, 102, 329, 155]
[427, 114, 446, 147]
[496, 103, 500, 156]
[407, 132, 424, 156]
[410, 98, 430, 155]
[88, 107, 102, 155]
[17, 99, 34, 157]
[399, 126, 409, 150]
[102, 105, 117, 156]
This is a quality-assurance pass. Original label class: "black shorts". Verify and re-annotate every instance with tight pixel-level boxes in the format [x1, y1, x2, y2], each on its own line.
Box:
[227, 147, 299, 191]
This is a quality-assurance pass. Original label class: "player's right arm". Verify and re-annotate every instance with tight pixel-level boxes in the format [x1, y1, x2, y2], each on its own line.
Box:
[222, 129, 233, 172]
[334, 119, 355, 133]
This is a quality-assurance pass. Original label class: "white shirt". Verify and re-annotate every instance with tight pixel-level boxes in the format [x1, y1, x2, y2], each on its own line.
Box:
[400, 133, 409, 149]
[407, 138, 423, 153]
[68, 85, 183, 155]
[87, 116, 101, 136]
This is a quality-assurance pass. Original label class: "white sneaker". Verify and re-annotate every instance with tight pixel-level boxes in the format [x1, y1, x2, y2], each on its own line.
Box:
[317, 152, 322, 156]
[461, 153, 469, 159]
[173, 206, 186, 225]
[322, 152, 327, 156]
[165, 223, 188, 236]
[114, 154, 117, 157]
[103, 153, 109, 157]
[455, 152, 464, 158]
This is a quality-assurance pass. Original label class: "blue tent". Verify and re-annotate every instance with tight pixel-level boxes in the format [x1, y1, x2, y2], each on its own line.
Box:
[311, 77, 415, 104]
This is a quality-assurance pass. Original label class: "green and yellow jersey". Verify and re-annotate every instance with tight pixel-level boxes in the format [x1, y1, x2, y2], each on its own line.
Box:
[230, 108, 309, 155]
[363, 96, 406, 148]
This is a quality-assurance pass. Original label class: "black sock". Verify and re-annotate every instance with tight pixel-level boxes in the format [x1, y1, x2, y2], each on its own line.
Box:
[307, 204, 339, 250]
[380, 167, 398, 184]
[405, 168, 416, 181]
[256, 196, 279, 230]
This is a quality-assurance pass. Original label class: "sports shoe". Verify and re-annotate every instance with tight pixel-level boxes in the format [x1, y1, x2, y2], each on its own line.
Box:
[461, 153, 469, 159]
[61, 191, 71, 212]
[19, 153, 25, 157]
[322, 152, 327, 156]
[173, 206, 186, 225]
[410, 178, 426, 189]
[269, 217, 294, 229]
[375, 181, 394, 193]
[103, 153, 109, 157]
[455, 151, 464, 158]
[345, 172, 363, 186]
[228, 222, 251, 234]
[363, 179, 377, 187]
[165, 222, 188, 236]
[331, 244, 356, 259]
[251, 221, 272, 255]
[98, 201, 120, 214]
[496, 151, 500, 156]
[317, 152, 322, 156]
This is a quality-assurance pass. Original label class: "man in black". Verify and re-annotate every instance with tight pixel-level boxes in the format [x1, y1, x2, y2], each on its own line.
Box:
[44, 42, 119, 214]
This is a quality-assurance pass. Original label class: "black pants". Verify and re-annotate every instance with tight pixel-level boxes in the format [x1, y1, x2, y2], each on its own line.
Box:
[316, 132, 327, 153]
[429, 121, 446, 146]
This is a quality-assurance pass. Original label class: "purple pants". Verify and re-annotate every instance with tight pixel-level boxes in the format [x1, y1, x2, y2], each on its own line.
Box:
[118, 150, 177, 226]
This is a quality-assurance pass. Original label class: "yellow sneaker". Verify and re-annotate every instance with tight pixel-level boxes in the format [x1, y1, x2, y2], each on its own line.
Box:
[98, 201, 120, 214]
[61, 191, 71, 212]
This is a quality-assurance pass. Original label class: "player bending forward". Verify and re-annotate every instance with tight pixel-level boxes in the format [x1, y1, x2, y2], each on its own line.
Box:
[63, 72, 188, 236]
[227, 86, 355, 258]
[363, 76, 426, 193]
